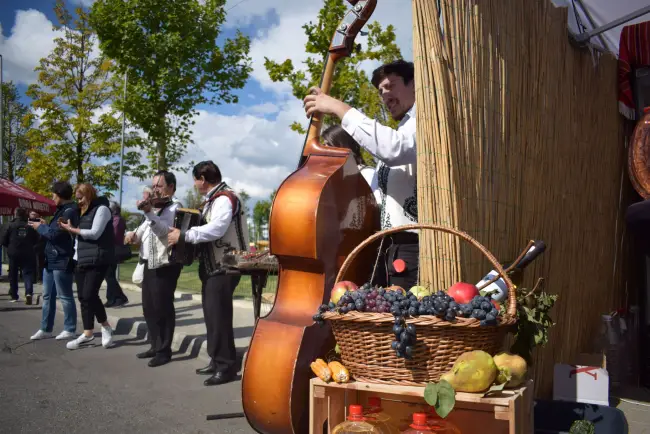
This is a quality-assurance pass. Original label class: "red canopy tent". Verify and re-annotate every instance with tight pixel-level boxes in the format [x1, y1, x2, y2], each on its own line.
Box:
[0, 178, 56, 216]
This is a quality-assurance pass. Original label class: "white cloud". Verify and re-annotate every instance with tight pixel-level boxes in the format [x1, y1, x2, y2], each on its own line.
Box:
[70, 0, 95, 6]
[0, 10, 63, 85]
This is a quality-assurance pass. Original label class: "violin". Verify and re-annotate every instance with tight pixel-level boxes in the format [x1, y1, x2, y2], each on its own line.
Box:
[136, 195, 172, 211]
[242, 1, 380, 433]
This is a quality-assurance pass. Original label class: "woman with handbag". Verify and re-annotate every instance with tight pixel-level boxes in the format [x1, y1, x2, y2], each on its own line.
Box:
[59, 183, 116, 350]
[104, 201, 130, 307]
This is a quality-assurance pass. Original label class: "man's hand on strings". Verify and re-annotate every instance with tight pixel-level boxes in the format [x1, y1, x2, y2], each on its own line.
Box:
[303, 87, 352, 120]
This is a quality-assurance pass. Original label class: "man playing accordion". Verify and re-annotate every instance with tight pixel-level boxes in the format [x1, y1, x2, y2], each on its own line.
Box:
[125, 171, 183, 368]
[168, 160, 249, 386]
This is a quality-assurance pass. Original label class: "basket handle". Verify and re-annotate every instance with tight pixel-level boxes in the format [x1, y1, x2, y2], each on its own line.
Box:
[334, 223, 517, 317]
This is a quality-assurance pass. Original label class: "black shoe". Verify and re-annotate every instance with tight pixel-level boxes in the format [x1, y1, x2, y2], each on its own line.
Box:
[196, 359, 217, 375]
[104, 300, 115, 308]
[204, 368, 237, 386]
[148, 354, 171, 368]
[136, 349, 156, 359]
[113, 298, 128, 307]
[25, 295, 32, 306]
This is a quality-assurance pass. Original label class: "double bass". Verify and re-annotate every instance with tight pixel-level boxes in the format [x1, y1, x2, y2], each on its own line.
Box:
[242, 1, 379, 433]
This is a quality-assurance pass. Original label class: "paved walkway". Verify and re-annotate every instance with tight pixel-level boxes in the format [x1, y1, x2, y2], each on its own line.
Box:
[0, 277, 259, 363]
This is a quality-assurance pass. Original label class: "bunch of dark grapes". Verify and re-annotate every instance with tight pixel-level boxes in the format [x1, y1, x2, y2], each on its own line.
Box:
[455, 295, 500, 326]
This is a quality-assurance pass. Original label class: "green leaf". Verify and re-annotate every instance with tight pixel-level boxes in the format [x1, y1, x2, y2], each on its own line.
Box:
[335, 344, 341, 355]
[434, 380, 456, 418]
[482, 382, 507, 397]
[423, 383, 439, 407]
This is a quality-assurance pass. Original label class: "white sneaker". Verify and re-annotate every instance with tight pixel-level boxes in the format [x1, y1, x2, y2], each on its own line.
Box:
[55, 330, 76, 341]
[66, 334, 95, 350]
[101, 326, 114, 348]
[30, 330, 52, 340]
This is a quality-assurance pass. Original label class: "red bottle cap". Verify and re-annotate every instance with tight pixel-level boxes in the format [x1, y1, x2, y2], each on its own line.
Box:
[367, 397, 381, 408]
[393, 259, 406, 273]
[348, 404, 364, 420]
[412, 413, 428, 425]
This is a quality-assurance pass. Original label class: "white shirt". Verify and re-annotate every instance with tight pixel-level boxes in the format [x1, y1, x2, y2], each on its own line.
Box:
[342, 104, 417, 167]
[73, 205, 112, 261]
[342, 105, 418, 229]
[127, 198, 180, 260]
[185, 186, 233, 244]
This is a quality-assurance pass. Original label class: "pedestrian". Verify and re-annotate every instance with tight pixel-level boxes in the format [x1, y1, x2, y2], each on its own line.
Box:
[28, 181, 79, 341]
[104, 201, 129, 307]
[58, 183, 115, 350]
[30, 211, 46, 283]
[2, 208, 39, 304]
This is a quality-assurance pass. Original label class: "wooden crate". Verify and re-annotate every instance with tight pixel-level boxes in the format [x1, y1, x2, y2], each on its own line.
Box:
[310, 378, 533, 434]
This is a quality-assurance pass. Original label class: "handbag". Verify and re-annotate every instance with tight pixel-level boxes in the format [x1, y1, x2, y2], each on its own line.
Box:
[132, 261, 144, 286]
[115, 244, 133, 264]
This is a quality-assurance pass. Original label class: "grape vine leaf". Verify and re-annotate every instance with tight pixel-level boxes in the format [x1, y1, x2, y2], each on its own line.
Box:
[335, 344, 341, 354]
[424, 380, 455, 418]
[482, 382, 507, 397]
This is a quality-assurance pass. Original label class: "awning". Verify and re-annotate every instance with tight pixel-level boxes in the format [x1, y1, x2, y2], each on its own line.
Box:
[554, 0, 650, 56]
[0, 178, 56, 216]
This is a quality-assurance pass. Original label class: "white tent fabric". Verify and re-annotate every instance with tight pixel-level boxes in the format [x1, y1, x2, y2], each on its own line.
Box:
[553, 0, 650, 56]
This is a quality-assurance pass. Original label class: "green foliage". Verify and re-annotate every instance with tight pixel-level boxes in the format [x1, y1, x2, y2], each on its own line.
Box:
[89, 0, 252, 173]
[1, 81, 31, 181]
[184, 185, 204, 210]
[251, 190, 275, 242]
[569, 420, 595, 434]
[22, 0, 145, 196]
[510, 280, 558, 366]
[423, 380, 456, 419]
[264, 0, 402, 166]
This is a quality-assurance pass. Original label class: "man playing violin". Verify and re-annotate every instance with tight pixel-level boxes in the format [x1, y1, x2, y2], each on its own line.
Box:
[125, 170, 183, 367]
[303, 59, 419, 289]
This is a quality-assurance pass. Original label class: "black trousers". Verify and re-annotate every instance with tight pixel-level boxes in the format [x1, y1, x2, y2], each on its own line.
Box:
[105, 263, 128, 303]
[8, 256, 35, 299]
[200, 271, 241, 373]
[75, 265, 109, 330]
[373, 232, 419, 289]
[142, 263, 182, 357]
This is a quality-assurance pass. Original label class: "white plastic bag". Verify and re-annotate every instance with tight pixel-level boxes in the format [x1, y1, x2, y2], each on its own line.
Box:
[132, 262, 144, 286]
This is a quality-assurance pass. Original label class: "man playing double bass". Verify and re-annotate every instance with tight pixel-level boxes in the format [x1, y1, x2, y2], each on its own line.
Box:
[303, 59, 418, 289]
[168, 161, 249, 387]
[125, 171, 183, 367]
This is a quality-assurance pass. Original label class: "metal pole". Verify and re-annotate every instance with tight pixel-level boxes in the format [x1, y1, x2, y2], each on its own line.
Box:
[573, 0, 614, 53]
[573, 5, 650, 44]
[117, 69, 127, 280]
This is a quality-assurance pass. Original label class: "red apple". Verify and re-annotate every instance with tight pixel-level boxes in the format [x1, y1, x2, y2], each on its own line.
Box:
[330, 281, 358, 304]
[386, 285, 406, 296]
[447, 282, 480, 304]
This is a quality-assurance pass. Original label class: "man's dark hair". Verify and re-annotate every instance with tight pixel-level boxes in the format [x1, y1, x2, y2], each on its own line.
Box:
[154, 170, 176, 192]
[51, 180, 73, 200]
[192, 161, 222, 185]
[15, 208, 28, 220]
[371, 60, 415, 89]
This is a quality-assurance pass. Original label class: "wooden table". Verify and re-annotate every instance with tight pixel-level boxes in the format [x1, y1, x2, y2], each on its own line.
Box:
[310, 378, 534, 434]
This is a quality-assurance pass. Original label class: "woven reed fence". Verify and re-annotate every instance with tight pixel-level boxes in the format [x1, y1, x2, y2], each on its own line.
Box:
[412, 0, 627, 397]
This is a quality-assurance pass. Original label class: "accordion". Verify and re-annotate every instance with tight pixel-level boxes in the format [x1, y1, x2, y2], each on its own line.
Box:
[169, 208, 202, 266]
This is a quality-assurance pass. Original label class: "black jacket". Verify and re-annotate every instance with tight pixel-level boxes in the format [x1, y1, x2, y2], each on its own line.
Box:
[37, 202, 79, 271]
[2, 217, 40, 261]
[76, 197, 115, 268]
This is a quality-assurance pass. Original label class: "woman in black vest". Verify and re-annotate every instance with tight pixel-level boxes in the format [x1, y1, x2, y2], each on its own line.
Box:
[59, 183, 115, 350]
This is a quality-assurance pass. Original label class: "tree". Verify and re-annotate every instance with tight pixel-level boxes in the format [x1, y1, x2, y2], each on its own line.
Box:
[90, 0, 253, 172]
[238, 190, 250, 215]
[1, 82, 31, 181]
[184, 185, 203, 209]
[22, 0, 145, 195]
[253, 200, 271, 242]
[264, 0, 402, 165]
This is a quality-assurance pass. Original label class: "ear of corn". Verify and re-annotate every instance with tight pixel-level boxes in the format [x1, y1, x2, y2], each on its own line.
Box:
[328, 361, 350, 383]
[311, 358, 332, 382]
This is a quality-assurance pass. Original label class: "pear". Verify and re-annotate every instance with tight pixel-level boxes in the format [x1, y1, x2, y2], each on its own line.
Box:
[408, 285, 431, 299]
[493, 353, 528, 388]
[440, 350, 498, 393]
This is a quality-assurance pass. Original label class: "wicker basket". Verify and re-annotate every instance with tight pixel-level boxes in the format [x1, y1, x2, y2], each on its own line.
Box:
[321, 224, 517, 386]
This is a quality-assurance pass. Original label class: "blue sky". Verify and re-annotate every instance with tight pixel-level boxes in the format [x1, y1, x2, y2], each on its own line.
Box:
[0, 0, 413, 210]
